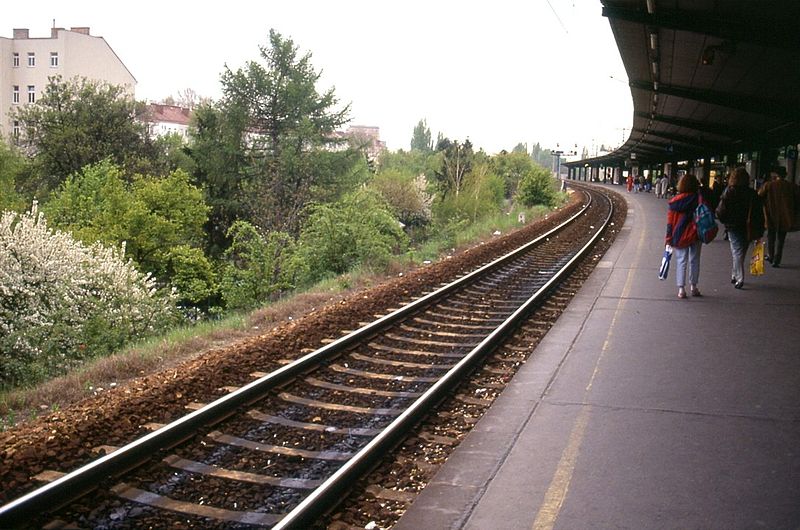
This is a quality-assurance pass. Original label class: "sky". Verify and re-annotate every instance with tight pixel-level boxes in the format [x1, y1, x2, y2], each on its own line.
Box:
[4, 0, 633, 156]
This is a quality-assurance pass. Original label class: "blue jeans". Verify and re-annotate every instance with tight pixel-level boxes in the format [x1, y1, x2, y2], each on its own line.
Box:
[674, 241, 701, 288]
[728, 230, 749, 282]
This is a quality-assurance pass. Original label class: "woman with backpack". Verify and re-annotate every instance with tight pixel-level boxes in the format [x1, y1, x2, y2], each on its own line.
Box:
[665, 174, 704, 299]
[715, 166, 765, 289]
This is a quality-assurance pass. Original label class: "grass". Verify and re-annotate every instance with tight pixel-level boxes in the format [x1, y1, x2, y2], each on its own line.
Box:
[409, 201, 563, 262]
[0, 198, 565, 431]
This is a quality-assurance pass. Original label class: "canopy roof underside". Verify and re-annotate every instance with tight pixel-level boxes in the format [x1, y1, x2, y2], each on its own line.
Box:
[573, 0, 800, 167]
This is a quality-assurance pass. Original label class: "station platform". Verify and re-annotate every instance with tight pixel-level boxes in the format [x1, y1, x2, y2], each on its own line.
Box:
[395, 184, 800, 530]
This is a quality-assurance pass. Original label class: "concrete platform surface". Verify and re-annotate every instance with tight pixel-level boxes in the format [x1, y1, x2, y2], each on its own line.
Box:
[395, 184, 800, 530]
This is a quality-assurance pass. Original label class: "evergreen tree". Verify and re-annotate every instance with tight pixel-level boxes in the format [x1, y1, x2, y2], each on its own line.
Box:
[219, 29, 352, 235]
[410, 119, 433, 152]
[512, 142, 528, 154]
[188, 102, 250, 256]
[530, 142, 552, 168]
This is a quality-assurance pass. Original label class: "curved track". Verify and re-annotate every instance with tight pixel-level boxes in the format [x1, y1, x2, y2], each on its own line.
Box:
[0, 184, 615, 529]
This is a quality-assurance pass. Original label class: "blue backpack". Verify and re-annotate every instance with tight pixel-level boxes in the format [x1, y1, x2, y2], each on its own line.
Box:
[694, 196, 718, 244]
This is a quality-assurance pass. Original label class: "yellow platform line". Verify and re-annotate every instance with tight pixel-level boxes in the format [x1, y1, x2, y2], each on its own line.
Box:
[533, 202, 648, 530]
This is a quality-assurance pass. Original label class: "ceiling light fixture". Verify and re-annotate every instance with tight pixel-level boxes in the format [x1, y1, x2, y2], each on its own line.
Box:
[701, 40, 737, 66]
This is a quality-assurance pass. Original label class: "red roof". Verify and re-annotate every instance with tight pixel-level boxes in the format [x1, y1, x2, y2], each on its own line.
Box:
[147, 104, 191, 126]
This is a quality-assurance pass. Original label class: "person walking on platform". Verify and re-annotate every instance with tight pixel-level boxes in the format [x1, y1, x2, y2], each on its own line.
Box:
[665, 174, 703, 299]
[759, 166, 795, 267]
[658, 174, 669, 199]
[715, 166, 765, 289]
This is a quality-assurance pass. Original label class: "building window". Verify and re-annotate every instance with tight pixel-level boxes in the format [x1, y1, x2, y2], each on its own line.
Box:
[27, 85, 35, 103]
[13, 85, 20, 104]
[27, 52, 35, 67]
[12, 53, 20, 67]
[50, 52, 59, 67]
[13, 120, 20, 138]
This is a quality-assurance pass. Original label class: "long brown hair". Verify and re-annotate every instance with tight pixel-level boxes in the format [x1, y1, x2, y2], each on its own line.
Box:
[676, 174, 699, 193]
[728, 166, 750, 187]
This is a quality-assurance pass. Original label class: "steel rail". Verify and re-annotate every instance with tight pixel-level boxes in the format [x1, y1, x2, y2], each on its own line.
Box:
[274, 186, 613, 528]
[0, 189, 597, 528]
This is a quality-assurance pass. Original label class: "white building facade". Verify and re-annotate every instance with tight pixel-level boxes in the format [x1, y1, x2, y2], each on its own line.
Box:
[145, 103, 192, 140]
[0, 26, 136, 138]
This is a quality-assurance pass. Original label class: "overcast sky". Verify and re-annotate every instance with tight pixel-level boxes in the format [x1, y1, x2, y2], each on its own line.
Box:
[5, 0, 633, 155]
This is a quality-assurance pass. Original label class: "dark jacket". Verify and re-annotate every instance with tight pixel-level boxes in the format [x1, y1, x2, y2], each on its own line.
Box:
[716, 185, 764, 240]
[759, 178, 796, 232]
[666, 192, 699, 248]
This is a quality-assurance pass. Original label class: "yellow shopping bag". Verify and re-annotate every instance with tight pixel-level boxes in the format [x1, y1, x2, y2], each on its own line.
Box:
[750, 239, 765, 276]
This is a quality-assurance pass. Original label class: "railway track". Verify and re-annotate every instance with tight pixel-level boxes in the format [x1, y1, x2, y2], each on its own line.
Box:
[0, 183, 615, 529]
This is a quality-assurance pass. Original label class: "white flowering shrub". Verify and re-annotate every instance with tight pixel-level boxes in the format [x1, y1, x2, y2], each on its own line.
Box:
[0, 204, 177, 388]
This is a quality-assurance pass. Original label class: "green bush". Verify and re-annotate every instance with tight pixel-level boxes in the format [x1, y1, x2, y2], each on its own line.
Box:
[0, 143, 29, 213]
[296, 190, 408, 283]
[220, 222, 302, 310]
[433, 163, 505, 226]
[165, 245, 218, 310]
[516, 163, 560, 208]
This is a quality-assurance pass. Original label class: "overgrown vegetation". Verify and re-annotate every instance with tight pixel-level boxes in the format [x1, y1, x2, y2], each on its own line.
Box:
[0, 206, 176, 387]
[0, 30, 564, 392]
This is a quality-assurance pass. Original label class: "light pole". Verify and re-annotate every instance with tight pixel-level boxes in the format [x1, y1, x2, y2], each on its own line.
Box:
[552, 144, 564, 178]
[550, 143, 577, 179]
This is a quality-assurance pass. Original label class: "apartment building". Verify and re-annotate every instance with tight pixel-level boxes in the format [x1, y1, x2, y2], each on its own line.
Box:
[0, 26, 136, 138]
[342, 125, 387, 161]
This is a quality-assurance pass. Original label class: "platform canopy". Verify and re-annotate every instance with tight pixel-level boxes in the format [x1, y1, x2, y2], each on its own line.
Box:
[576, 0, 800, 167]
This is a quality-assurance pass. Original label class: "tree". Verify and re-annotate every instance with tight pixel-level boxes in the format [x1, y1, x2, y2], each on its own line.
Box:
[187, 102, 249, 257]
[174, 88, 209, 109]
[43, 160, 213, 305]
[370, 169, 433, 229]
[377, 149, 438, 180]
[126, 168, 210, 274]
[410, 119, 434, 152]
[466, 162, 504, 221]
[220, 221, 300, 310]
[434, 138, 474, 199]
[12, 76, 151, 193]
[493, 151, 539, 199]
[434, 156, 504, 226]
[219, 29, 352, 235]
[530, 142, 552, 168]
[147, 132, 196, 176]
[0, 142, 30, 212]
[512, 142, 528, 154]
[516, 163, 559, 208]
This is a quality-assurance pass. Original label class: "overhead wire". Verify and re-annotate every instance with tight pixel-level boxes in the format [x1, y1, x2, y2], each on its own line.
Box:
[546, 0, 569, 34]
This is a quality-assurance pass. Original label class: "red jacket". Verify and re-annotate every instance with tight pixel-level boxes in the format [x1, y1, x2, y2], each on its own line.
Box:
[666, 192, 699, 248]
